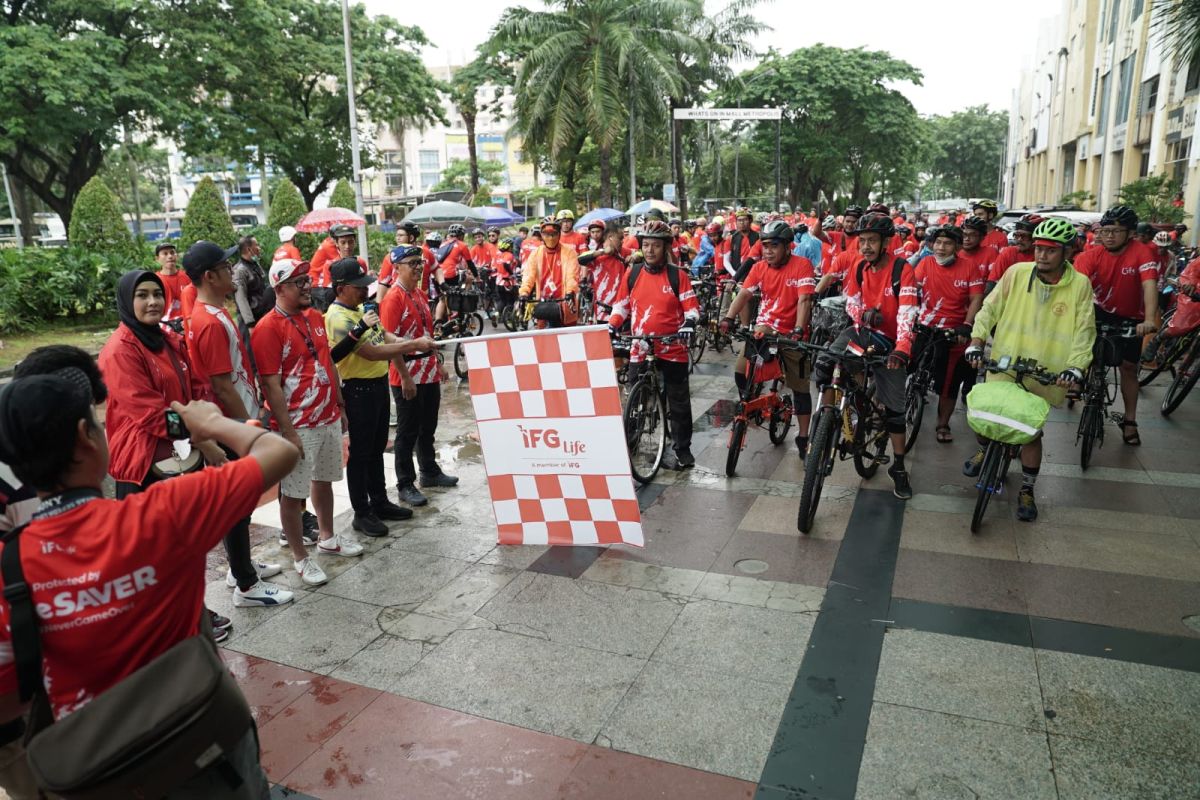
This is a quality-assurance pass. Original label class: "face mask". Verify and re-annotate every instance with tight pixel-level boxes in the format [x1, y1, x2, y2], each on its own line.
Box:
[934, 253, 956, 266]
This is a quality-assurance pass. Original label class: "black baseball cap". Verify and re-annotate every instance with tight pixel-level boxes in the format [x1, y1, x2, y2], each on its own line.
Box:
[329, 224, 356, 239]
[181, 241, 239, 282]
[331, 257, 372, 287]
[154, 240, 178, 255]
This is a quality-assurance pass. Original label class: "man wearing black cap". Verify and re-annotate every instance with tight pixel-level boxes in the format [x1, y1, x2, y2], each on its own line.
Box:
[325, 258, 435, 535]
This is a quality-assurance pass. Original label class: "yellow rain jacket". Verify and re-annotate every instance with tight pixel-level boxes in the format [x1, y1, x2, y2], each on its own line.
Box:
[971, 261, 1095, 406]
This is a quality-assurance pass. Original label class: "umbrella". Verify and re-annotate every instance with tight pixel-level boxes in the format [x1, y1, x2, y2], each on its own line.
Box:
[401, 200, 489, 228]
[472, 206, 526, 227]
[294, 207, 366, 232]
[573, 208, 627, 231]
[626, 199, 680, 217]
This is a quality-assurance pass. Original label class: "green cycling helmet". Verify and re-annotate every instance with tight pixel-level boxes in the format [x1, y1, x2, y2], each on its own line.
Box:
[1032, 217, 1077, 247]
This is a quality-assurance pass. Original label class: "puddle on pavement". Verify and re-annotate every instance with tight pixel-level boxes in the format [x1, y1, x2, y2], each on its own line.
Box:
[696, 399, 738, 432]
[437, 433, 483, 467]
[734, 559, 769, 575]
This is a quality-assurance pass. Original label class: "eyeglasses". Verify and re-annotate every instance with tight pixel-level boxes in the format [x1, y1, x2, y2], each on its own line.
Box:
[398, 259, 423, 269]
[1096, 227, 1127, 237]
[285, 276, 312, 288]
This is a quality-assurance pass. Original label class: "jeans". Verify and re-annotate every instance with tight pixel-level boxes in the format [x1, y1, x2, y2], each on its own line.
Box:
[342, 377, 391, 513]
[630, 359, 693, 453]
[392, 382, 442, 486]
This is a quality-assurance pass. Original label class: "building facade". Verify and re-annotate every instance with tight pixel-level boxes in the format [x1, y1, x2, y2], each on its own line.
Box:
[1005, 0, 1200, 243]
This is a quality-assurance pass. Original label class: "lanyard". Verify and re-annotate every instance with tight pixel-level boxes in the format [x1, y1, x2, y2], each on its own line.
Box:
[275, 306, 321, 361]
[403, 286, 432, 335]
[32, 487, 103, 520]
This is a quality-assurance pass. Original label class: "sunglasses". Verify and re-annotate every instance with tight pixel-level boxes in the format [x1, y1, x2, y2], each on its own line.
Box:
[541, 229, 560, 236]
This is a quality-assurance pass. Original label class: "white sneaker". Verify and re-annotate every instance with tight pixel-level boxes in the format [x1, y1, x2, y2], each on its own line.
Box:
[317, 533, 364, 558]
[280, 531, 318, 547]
[233, 581, 295, 608]
[225, 561, 284, 589]
[294, 558, 328, 586]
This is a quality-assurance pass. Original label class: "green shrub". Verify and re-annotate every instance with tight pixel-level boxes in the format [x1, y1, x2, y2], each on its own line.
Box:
[67, 177, 137, 259]
[181, 177, 236, 250]
[367, 230, 396, 269]
[329, 178, 357, 211]
[0, 247, 141, 333]
[555, 189, 577, 216]
[265, 179, 316, 258]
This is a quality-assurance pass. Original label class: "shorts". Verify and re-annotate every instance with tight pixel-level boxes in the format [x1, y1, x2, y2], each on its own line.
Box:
[442, 273, 461, 288]
[280, 423, 343, 499]
[1094, 308, 1141, 364]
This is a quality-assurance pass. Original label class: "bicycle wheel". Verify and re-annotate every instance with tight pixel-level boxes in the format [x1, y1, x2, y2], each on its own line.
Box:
[465, 313, 485, 337]
[970, 442, 1005, 534]
[768, 389, 793, 445]
[688, 331, 706, 368]
[852, 401, 887, 479]
[453, 343, 469, 380]
[798, 408, 836, 533]
[624, 378, 665, 484]
[1161, 343, 1200, 416]
[903, 371, 927, 452]
[726, 417, 748, 477]
[1078, 401, 1099, 470]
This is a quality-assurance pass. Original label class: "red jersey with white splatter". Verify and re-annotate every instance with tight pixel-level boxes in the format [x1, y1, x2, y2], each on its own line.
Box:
[742, 255, 816, 333]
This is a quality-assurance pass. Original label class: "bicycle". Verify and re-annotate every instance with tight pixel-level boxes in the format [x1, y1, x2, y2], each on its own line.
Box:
[1161, 329, 1200, 417]
[436, 289, 485, 380]
[699, 276, 736, 353]
[809, 294, 849, 349]
[902, 324, 962, 452]
[619, 333, 686, 484]
[795, 340, 891, 533]
[966, 357, 1058, 533]
[725, 330, 800, 477]
[1139, 280, 1198, 387]
[1076, 321, 1136, 469]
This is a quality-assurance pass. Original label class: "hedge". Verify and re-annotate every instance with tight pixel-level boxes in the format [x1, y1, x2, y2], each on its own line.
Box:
[0, 247, 141, 333]
[329, 178, 356, 211]
[67, 177, 138, 260]
[181, 176, 237, 250]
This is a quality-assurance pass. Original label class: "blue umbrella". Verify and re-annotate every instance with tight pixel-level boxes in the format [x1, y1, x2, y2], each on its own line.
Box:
[472, 206, 525, 226]
[573, 208, 627, 231]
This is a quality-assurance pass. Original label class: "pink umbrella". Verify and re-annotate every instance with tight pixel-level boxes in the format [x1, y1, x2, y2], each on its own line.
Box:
[294, 207, 366, 232]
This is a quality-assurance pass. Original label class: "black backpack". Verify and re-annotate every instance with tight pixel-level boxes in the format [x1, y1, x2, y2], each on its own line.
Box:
[855, 257, 908, 300]
[626, 263, 682, 297]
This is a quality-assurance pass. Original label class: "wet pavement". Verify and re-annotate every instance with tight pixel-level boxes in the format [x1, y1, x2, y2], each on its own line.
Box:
[208, 346, 1200, 799]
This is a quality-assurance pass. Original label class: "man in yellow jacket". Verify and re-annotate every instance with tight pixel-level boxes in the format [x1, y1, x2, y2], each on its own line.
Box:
[963, 217, 1095, 522]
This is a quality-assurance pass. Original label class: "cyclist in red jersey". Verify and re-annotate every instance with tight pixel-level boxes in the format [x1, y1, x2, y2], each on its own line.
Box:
[584, 220, 606, 252]
[469, 228, 495, 269]
[376, 222, 421, 306]
[434, 223, 475, 323]
[519, 229, 542, 265]
[970, 200, 1008, 252]
[987, 214, 1044, 290]
[520, 217, 581, 307]
[958, 216, 996, 281]
[557, 209, 587, 254]
[154, 241, 188, 324]
[913, 225, 984, 442]
[1072, 205, 1160, 444]
[578, 224, 627, 322]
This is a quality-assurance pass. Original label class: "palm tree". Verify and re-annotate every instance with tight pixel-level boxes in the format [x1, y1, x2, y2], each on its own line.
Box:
[489, 0, 704, 208]
[1153, 0, 1200, 65]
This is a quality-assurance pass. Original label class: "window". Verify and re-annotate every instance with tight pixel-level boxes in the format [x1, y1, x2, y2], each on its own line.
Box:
[419, 171, 441, 189]
[1187, 56, 1200, 94]
[385, 173, 405, 191]
[382, 151, 404, 169]
[1108, 0, 1121, 43]
[418, 150, 439, 170]
[1097, 71, 1112, 134]
[1139, 149, 1150, 177]
[1130, 0, 1142, 18]
[1089, 69, 1100, 118]
[1115, 55, 1135, 123]
[1138, 75, 1159, 115]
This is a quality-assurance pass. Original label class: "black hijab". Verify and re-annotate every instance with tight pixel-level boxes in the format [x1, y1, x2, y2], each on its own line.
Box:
[117, 270, 166, 353]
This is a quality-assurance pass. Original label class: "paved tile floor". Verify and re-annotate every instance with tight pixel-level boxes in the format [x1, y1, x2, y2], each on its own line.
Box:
[202, 345, 1200, 799]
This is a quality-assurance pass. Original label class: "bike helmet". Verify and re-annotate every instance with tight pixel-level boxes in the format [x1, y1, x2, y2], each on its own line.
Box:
[711, 215, 725, 227]
[896, 225, 911, 238]
[932, 225, 963, 246]
[644, 208, 667, 222]
[400, 221, 421, 238]
[555, 209, 576, 221]
[425, 231, 443, 245]
[914, 220, 927, 231]
[961, 215, 989, 233]
[867, 202, 890, 215]
[486, 226, 500, 235]
[1099, 205, 1138, 230]
[843, 204, 865, 218]
[695, 216, 708, 227]
[822, 214, 838, 229]
[1135, 221, 1153, 237]
[854, 212, 895, 238]
[705, 222, 723, 236]
[540, 215, 558, 229]
[668, 218, 682, 227]
[733, 206, 753, 220]
[390, 244, 424, 264]
[637, 219, 675, 243]
[586, 219, 605, 231]
[971, 199, 999, 214]
[498, 239, 513, 251]
[1013, 213, 1045, 232]
[1153, 231, 1173, 247]
[447, 223, 466, 237]
[759, 219, 794, 243]
[470, 227, 484, 236]
[1032, 217, 1077, 247]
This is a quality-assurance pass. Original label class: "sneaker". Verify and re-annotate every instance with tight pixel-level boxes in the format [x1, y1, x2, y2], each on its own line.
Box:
[279, 530, 318, 547]
[372, 501, 413, 521]
[1017, 488, 1038, 522]
[419, 472, 459, 488]
[673, 448, 696, 469]
[352, 512, 389, 537]
[225, 561, 283, 589]
[962, 449, 985, 477]
[888, 464, 913, 500]
[302, 509, 318, 535]
[212, 625, 230, 644]
[233, 581, 295, 608]
[318, 533, 364, 557]
[398, 483, 429, 507]
[294, 558, 328, 586]
[209, 609, 233, 632]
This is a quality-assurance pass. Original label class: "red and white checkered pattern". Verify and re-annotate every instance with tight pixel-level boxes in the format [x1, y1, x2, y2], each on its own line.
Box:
[464, 327, 644, 547]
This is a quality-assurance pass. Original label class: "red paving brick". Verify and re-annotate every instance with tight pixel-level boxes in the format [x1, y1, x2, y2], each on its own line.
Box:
[556, 747, 756, 799]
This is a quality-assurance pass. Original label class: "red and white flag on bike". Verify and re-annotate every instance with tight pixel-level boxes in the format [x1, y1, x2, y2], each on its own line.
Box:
[461, 325, 645, 547]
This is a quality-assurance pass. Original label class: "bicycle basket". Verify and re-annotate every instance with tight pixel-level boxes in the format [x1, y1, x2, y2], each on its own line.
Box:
[447, 290, 480, 313]
[532, 299, 563, 324]
[965, 381, 1050, 445]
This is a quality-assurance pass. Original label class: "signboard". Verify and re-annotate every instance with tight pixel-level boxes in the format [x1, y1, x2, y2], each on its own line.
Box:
[673, 107, 782, 121]
[462, 326, 644, 547]
[663, 183, 676, 202]
[1166, 104, 1197, 144]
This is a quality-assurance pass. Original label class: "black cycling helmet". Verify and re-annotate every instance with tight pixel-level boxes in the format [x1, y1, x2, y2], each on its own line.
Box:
[1014, 213, 1045, 232]
[896, 225, 911, 237]
[855, 212, 895, 238]
[759, 219, 794, 243]
[1135, 221, 1153, 236]
[1099, 205, 1138, 230]
[843, 204, 865, 218]
[448, 223, 466, 237]
[961, 215, 989, 233]
[668, 218, 682, 227]
[867, 202, 890, 215]
[932, 225, 964, 246]
[637, 219, 675, 242]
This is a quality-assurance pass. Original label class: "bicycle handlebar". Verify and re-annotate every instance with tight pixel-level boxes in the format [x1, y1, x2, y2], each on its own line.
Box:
[1096, 321, 1139, 338]
[981, 358, 1058, 386]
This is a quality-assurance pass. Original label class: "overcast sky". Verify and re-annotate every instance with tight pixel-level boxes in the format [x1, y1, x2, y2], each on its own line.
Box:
[365, 0, 1057, 117]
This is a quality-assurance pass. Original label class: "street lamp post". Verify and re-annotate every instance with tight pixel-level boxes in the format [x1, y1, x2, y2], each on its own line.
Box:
[341, 0, 369, 264]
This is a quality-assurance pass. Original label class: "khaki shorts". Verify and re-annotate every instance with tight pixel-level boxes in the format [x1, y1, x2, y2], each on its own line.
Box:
[280, 423, 343, 499]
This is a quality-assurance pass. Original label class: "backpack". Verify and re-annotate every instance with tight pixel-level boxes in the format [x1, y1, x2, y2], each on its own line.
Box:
[855, 257, 908, 300]
[627, 262, 682, 297]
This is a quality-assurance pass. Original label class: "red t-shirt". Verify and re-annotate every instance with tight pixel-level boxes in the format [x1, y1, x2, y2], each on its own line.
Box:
[379, 283, 439, 385]
[493, 251, 516, 285]
[608, 267, 700, 364]
[179, 282, 197, 321]
[743, 255, 816, 333]
[1073, 240, 1159, 320]
[982, 229, 1009, 253]
[914, 255, 983, 328]
[519, 238, 541, 265]
[0, 458, 265, 719]
[273, 242, 302, 263]
[988, 246, 1033, 283]
[158, 270, 188, 322]
[309, 237, 339, 288]
[560, 231, 587, 255]
[826, 249, 859, 282]
[586, 253, 627, 320]
[470, 243, 495, 269]
[957, 247, 995, 281]
[250, 308, 340, 428]
[187, 302, 261, 418]
[440, 240, 472, 280]
[843, 257, 919, 355]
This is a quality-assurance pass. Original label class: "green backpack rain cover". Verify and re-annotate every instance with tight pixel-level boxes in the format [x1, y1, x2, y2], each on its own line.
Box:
[965, 381, 1050, 445]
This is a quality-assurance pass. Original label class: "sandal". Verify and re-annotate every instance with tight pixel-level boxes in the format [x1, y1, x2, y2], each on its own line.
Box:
[936, 425, 953, 443]
[1120, 419, 1141, 446]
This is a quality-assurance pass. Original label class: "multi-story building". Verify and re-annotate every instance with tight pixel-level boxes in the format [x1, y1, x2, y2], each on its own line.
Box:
[1005, 0, 1200, 242]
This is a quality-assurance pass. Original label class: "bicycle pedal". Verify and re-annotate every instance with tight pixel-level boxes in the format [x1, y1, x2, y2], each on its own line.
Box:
[875, 454, 891, 466]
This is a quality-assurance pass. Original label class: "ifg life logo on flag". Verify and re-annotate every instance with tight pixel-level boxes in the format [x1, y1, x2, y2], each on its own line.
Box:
[518, 426, 588, 456]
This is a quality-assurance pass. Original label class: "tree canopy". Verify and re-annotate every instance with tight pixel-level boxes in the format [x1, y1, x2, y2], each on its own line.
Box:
[433, 158, 505, 194]
[181, 177, 237, 249]
[923, 106, 1008, 200]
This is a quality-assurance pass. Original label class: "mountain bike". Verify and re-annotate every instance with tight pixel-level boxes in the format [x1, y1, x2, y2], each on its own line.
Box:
[1161, 334, 1200, 416]
[725, 330, 799, 477]
[620, 334, 685, 484]
[969, 358, 1058, 533]
[436, 289, 485, 380]
[795, 341, 891, 533]
[1140, 280, 1198, 387]
[1077, 320, 1136, 469]
[902, 324, 961, 452]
